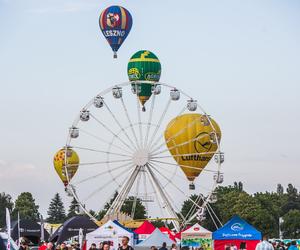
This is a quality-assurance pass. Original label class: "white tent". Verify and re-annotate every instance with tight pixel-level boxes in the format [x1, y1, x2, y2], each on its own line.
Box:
[136, 228, 174, 249]
[86, 220, 134, 250]
[181, 223, 212, 248]
[181, 223, 212, 238]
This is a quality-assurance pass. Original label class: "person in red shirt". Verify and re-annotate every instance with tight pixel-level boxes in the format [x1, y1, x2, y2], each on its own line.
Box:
[38, 241, 48, 250]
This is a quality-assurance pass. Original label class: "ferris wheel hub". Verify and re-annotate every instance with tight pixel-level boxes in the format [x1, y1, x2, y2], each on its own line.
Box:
[132, 148, 150, 166]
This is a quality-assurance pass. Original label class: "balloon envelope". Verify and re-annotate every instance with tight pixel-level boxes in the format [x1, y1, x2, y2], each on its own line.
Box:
[53, 148, 79, 186]
[164, 114, 221, 182]
[99, 5, 132, 57]
[128, 50, 161, 107]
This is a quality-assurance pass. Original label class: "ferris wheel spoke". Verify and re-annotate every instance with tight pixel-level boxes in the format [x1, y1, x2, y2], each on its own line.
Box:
[151, 114, 203, 154]
[156, 163, 213, 192]
[185, 194, 203, 222]
[146, 165, 186, 223]
[79, 128, 133, 155]
[149, 105, 186, 152]
[146, 164, 180, 231]
[143, 94, 156, 149]
[71, 146, 132, 158]
[90, 113, 135, 152]
[148, 162, 203, 210]
[151, 133, 219, 156]
[147, 99, 171, 149]
[106, 165, 141, 215]
[142, 168, 149, 213]
[150, 159, 219, 173]
[131, 168, 142, 218]
[120, 96, 139, 149]
[71, 158, 132, 167]
[72, 162, 133, 185]
[145, 166, 168, 218]
[206, 202, 223, 227]
[83, 165, 134, 202]
[136, 94, 143, 148]
[103, 101, 138, 151]
[151, 152, 218, 159]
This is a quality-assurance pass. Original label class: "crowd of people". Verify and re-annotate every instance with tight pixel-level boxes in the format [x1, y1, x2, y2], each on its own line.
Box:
[14, 235, 300, 250]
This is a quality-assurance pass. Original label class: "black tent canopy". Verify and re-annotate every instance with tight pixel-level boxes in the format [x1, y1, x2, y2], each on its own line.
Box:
[49, 216, 98, 244]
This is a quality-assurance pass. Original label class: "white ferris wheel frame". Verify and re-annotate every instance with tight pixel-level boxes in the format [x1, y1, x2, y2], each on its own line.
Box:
[62, 81, 224, 231]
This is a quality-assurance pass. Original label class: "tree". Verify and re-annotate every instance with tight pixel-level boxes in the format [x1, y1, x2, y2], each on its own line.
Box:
[277, 184, 284, 195]
[180, 194, 203, 225]
[67, 197, 78, 218]
[0, 192, 14, 227]
[12, 192, 39, 221]
[101, 192, 147, 220]
[121, 196, 146, 219]
[47, 193, 66, 223]
[282, 184, 300, 214]
[281, 209, 300, 238]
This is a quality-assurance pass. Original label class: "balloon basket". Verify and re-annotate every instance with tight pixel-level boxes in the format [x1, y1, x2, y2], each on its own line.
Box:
[189, 183, 195, 190]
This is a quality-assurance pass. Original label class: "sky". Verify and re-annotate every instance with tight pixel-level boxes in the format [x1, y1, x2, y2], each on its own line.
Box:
[0, 0, 300, 217]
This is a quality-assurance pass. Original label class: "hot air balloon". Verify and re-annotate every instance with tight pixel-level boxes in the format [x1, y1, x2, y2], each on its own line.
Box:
[99, 5, 132, 58]
[53, 148, 79, 187]
[164, 114, 221, 190]
[128, 50, 161, 111]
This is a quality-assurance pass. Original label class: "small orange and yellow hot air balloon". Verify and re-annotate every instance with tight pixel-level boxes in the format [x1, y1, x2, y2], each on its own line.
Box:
[53, 148, 79, 187]
[164, 114, 221, 189]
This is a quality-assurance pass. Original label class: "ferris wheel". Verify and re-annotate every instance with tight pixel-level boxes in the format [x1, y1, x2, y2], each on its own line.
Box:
[56, 80, 224, 231]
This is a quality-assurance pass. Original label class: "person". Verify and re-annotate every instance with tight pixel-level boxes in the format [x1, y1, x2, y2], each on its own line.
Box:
[19, 241, 29, 250]
[255, 235, 274, 250]
[118, 236, 134, 250]
[46, 242, 54, 250]
[73, 243, 81, 250]
[60, 243, 68, 250]
[103, 241, 111, 250]
[89, 243, 97, 250]
[288, 241, 298, 250]
[159, 242, 168, 250]
[171, 243, 177, 250]
[98, 242, 104, 250]
[278, 242, 286, 250]
[39, 241, 48, 250]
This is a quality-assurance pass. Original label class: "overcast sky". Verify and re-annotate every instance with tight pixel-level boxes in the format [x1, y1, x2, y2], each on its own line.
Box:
[0, 0, 300, 217]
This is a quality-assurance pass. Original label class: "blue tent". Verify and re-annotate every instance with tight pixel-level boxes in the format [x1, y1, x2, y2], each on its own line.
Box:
[213, 215, 261, 240]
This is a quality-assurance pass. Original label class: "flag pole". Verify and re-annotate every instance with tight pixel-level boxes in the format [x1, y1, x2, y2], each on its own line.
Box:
[40, 215, 45, 242]
[17, 212, 20, 247]
[6, 208, 11, 250]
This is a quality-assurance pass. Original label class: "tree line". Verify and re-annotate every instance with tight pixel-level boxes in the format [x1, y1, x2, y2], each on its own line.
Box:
[1, 182, 299, 239]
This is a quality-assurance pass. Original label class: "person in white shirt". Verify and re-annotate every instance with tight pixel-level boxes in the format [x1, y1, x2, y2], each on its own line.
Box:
[255, 235, 274, 250]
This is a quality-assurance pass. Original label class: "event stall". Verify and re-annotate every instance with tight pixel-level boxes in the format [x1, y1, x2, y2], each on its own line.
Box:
[134, 220, 156, 242]
[159, 227, 176, 241]
[2, 219, 49, 244]
[181, 223, 212, 249]
[49, 216, 98, 244]
[136, 228, 174, 250]
[86, 220, 134, 250]
[213, 215, 262, 250]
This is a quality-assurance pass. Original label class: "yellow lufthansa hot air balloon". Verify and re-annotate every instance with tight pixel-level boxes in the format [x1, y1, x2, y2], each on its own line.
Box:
[164, 114, 221, 189]
[53, 148, 79, 187]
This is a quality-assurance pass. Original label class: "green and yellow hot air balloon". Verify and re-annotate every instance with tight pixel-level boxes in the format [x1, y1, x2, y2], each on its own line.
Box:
[127, 50, 161, 111]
